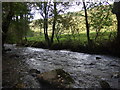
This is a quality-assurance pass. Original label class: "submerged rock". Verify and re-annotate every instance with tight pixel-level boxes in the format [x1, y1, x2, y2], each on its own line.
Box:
[5, 48, 11, 51]
[36, 69, 74, 88]
[29, 69, 41, 77]
[99, 80, 111, 89]
[89, 63, 95, 65]
[111, 72, 120, 79]
[9, 54, 19, 58]
[29, 69, 41, 74]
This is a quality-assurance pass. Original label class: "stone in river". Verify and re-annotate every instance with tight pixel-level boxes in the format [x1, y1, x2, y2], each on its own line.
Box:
[5, 48, 11, 51]
[99, 80, 111, 89]
[29, 69, 41, 74]
[111, 72, 120, 79]
[96, 57, 101, 60]
[36, 69, 74, 88]
[89, 63, 95, 65]
[9, 54, 19, 58]
[29, 69, 41, 77]
[14, 83, 26, 88]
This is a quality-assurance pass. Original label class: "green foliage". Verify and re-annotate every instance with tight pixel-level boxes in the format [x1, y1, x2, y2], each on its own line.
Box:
[3, 2, 33, 43]
[5, 2, 117, 50]
[27, 35, 45, 42]
[89, 5, 113, 30]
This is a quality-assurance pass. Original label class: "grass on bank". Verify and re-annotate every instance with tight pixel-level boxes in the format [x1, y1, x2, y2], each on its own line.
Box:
[11, 30, 119, 57]
[27, 31, 116, 44]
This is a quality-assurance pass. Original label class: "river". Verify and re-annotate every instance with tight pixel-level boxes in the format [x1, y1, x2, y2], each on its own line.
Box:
[2, 44, 120, 88]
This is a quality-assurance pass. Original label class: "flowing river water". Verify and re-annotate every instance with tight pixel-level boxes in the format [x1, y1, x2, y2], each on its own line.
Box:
[2, 44, 120, 89]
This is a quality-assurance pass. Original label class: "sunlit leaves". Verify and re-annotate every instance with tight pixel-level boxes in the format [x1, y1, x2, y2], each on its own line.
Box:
[89, 4, 113, 31]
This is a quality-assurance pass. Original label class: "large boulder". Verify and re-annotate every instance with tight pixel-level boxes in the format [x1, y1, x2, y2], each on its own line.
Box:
[36, 69, 74, 88]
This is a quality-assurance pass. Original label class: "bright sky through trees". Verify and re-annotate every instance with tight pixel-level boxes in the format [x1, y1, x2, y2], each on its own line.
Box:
[32, 1, 113, 20]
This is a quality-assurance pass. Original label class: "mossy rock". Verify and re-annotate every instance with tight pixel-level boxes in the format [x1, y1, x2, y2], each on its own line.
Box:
[14, 83, 26, 88]
[36, 69, 74, 88]
[99, 80, 111, 88]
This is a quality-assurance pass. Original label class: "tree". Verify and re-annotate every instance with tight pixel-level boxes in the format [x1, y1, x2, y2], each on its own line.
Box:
[2, 2, 14, 49]
[51, 2, 57, 44]
[35, 2, 70, 46]
[89, 3, 113, 41]
[51, 2, 71, 44]
[2, 2, 33, 45]
[112, 1, 120, 42]
[35, 2, 50, 45]
[82, 1, 90, 45]
[32, 19, 44, 35]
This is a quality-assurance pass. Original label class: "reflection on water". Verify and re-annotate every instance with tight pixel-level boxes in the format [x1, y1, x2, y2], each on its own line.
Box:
[4, 44, 120, 88]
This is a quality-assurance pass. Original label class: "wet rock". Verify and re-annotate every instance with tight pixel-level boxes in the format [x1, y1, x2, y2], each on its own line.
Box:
[89, 63, 95, 65]
[14, 82, 26, 88]
[84, 62, 95, 65]
[71, 57, 77, 60]
[99, 80, 111, 88]
[110, 64, 119, 67]
[9, 54, 19, 58]
[96, 57, 101, 59]
[29, 69, 41, 74]
[5, 48, 11, 51]
[111, 72, 120, 78]
[29, 69, 41, 77]
[14, 75, 40, 88]
[36, 69, 74, 88]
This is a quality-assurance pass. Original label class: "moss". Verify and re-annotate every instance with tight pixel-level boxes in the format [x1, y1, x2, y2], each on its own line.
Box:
[55, 69, 74, 84]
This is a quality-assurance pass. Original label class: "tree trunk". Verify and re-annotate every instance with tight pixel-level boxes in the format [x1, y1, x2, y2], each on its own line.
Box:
[51, 2, 57, 44]
[2, 3, 14, 49]
[43, 2, 50, 45]
[83, 1, 90, 45]
[116, 14, 120, 42]
[20, 14, 24, 43]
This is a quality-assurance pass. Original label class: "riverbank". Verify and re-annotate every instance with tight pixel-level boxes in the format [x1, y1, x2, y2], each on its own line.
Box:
[16, 40, 120, 58]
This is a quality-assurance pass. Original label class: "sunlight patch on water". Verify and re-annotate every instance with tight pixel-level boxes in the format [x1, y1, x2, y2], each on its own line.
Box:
[59, 50, 70, 53]
[27, 47, 46, 52]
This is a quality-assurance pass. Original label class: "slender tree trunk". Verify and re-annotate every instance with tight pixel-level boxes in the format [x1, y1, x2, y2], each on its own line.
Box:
[24, 14, 27, 41]
[116, 14, 120, 42]
[44, 17, 49, 44]
[16, 16, 19, 43]
[43, 2, 49, 45]
[2, 3, 14, 49]
[83, 1, 90, 44]
[20, 14, 24, 43]
[51, 2, 57, 44]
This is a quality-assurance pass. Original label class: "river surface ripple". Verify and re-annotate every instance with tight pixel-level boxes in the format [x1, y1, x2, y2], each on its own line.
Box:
[4, 44, 120, 88]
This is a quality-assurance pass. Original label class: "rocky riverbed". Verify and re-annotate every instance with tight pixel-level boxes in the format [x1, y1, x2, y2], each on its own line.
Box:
[2, 44, 120, 89]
